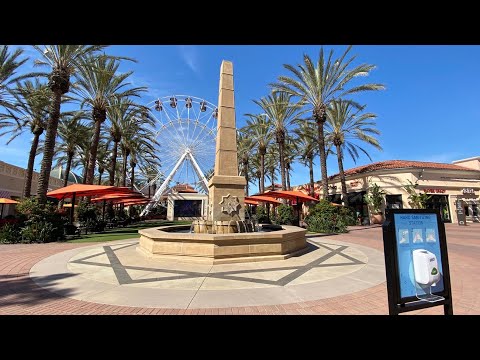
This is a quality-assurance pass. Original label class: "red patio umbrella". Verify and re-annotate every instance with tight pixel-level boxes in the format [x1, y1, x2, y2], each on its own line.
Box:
[255, 190, 318, 226]
[47, 184, 130, 224]
[0, 198, 19, 219]
[246, 195, 282, 204]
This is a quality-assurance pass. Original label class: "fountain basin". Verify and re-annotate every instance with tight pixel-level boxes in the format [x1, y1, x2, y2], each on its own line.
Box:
[138, 225, 308, 264]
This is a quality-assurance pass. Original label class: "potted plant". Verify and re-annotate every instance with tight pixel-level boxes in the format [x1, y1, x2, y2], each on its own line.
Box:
[364, 182, 386, 224]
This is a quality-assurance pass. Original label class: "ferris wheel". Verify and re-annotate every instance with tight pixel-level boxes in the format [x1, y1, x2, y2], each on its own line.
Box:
[140, 95, 217, 215]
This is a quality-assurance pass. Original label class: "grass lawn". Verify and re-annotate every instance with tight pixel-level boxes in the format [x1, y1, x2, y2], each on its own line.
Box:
[66, 220, 191, 243]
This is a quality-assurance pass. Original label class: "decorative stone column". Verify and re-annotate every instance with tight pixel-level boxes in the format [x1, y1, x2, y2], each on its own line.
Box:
[208, 60, 246, 226]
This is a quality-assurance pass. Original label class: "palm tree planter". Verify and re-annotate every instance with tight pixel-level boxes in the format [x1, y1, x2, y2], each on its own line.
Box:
[364, 182, 386, 224]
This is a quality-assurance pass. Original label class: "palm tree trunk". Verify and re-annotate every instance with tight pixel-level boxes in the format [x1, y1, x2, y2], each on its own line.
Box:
[123, 153, 128, 187]
[130, 162, 135, 190]
[63, 152, 74, 187]
[308, 156, 315, 198]
[244, 160, 249, 196]
[260, 153, 265, 194]
[86, 119, 102, 184]
[109, 141, 118, 186]
[316, 118, 329, 199]
[37, 90, 62, 203]
[270, 169, 274, 190]
[277, 135, 287, 191]
[257, 178, 261, 194]
[98, 170, 103, 185]
[336, 143, 348, 206]
[23, 132, 41, 198]
[82, 162, 88, 184]
[286, 164, 291, 190]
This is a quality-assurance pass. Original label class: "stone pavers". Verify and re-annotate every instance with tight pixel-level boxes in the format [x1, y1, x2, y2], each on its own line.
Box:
[1, 223, 479, 315]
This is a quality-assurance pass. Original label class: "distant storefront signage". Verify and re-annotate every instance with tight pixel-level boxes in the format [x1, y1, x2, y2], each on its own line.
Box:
[349, 180, 360, 187]
[423, 189, 446, 193]
[462, 188, 475, 195]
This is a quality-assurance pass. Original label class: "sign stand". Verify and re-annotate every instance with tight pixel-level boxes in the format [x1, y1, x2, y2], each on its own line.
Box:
[382, 209, 453, 315]
[456, 200, 467, 226]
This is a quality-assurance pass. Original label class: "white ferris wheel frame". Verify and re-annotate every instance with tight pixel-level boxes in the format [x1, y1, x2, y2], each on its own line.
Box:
[140, 95, 217, 216]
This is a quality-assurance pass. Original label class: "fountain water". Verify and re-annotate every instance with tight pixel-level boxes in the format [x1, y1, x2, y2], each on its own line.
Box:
[138, 61, 307, 264]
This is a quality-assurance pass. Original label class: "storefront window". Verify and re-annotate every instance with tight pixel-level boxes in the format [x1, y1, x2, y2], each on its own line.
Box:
[386, 194, 403, 209]
[425, 195, 451, 223]
[465, 205, 470, 216]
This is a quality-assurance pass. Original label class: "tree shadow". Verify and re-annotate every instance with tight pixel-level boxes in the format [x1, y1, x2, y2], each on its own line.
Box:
[305, 233, 339, 238]
[0, 272, 78, 308]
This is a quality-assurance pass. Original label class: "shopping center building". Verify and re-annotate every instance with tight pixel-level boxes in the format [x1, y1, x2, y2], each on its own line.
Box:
[0, 161, 76, 217]
[295, 157, 480, 224]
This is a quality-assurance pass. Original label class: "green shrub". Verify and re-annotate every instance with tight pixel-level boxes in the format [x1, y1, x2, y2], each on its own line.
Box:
[339, 206, 357, 226]
[0, 223, 21, 244]
[15, 197, 66, 243]
[273, 204, 297, 225]
[77, 201, 99, 224]
[255, 205, 269, 223]
[20, 221, 56, 243]
[305, 199, 349, 233]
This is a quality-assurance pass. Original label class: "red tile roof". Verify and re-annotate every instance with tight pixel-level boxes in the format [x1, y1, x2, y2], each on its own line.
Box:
[171, 184, 198, 193]
[328, 160, 477, 180]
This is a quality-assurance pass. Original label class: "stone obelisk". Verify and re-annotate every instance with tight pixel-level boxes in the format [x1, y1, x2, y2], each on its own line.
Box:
[208, 60, 246, 226]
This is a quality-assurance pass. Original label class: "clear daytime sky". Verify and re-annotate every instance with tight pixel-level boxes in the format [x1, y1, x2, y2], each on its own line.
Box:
[3, 45, 480, 193]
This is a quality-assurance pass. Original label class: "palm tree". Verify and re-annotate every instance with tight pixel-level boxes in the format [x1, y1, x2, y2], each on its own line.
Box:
[283, 137, 297, 190]
[265, 146, 279, 191]
[237, 130, 254, 196]
[249, 154, 262, 194]
[96, 140, 110, 185]
[74, 54, 145, 185]
[75, 129, 94, 184]
[120, 114, 158, 189]
[252, 92, 302, 191]
[242, 114, 273, 194]
[325, 100, 382, 206]
[54, 112, 90, 187]
[0, 80, 51, 197]
[32, 45, 106, 203]
[271, 46, 385, 199]
[0, 46, 33, 110]
[293, 122, 318, 197]
[106, 98, 143, 186]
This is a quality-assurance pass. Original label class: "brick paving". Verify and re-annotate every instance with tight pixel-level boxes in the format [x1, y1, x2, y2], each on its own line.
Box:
[0, 223, 478, 315]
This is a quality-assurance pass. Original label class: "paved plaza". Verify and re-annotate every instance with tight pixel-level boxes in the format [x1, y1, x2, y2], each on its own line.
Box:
[0, 223, 479, 315]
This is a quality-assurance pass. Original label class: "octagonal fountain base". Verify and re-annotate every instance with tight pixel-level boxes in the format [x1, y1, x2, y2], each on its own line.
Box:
[138, 224, 308, 264]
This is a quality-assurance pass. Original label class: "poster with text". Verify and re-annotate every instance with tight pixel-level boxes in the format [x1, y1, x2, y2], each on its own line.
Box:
[394, 213, 444, 299]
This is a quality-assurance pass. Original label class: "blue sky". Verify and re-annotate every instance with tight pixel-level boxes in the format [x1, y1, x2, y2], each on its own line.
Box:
[2, 45, 480, 193]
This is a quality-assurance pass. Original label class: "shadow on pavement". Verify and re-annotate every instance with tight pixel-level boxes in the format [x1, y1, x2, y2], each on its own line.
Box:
[0, 272, 78, 308]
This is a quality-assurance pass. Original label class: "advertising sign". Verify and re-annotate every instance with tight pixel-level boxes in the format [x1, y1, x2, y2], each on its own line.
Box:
[382, 209, 453, 315]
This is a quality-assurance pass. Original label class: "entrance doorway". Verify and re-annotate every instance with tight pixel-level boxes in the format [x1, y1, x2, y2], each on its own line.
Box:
[386, 194, 403, 209]
[425, 195, 451, 223]
[347, 191, 369, 225]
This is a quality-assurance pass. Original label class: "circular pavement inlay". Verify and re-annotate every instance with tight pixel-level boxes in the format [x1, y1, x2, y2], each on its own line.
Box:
[30, 237, 385, 309]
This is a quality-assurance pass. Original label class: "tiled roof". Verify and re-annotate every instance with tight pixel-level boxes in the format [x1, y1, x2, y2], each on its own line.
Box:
[328, 160, 478, 180]
[171, 184, 198, 193]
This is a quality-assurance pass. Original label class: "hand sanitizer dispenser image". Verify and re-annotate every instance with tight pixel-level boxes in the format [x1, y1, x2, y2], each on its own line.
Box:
[412, 249, 441, 286]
